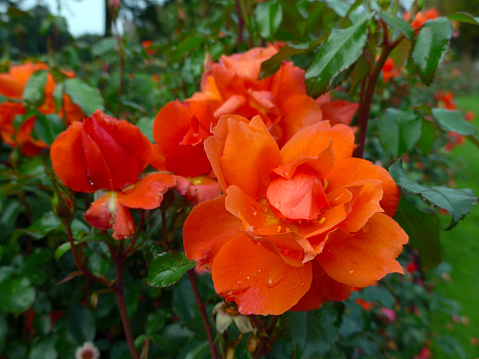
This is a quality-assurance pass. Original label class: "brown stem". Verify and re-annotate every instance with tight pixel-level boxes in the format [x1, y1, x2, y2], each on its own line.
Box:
[188, 270, 219, 359]
[354, 29, 404, 158]
[112, 19, 125, 99]
[65, 225, 111, 287]
[113, 243, 140, 359]
[235, 0, 244, 44]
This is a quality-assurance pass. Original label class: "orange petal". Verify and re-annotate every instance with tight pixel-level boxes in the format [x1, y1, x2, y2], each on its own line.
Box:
[87, 113, 148, 188]
[205, 115, 281, 199]
[281, 121, 356, 165]
[92, 110, 151, 174]
[176, 175, 222, 204]
[81, 126, 114, 190]
[317, 213, 408, 287]
[273, 140, 335, 180]
[116, 173, 176, 209]
[213, 94, 246, 118]
[149, 143, 167, 171]
[325, 158, 400, 216]
[270, 62, 307, 102]
[212, 234, 312, 315]
[220, 116, 281, 199]
[275, 94, 323, 145]
[291, 259, 352, 311]
[183, 195, 243, 271]
[320, 100, 359, 126]
[84, 192, 135, 240]
[51, 122, 97, 193]
[0, 74, 24, 99]
[266, 172, 329, 221]
[339, 179, 384, 233]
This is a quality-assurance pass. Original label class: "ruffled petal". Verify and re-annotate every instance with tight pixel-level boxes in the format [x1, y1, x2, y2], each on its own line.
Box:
[84, 192, 135, 240]
[213, 234, 312, 315]
[116, 173, 176, 209]
[183, 195, 243, 271]
[219, 116, 281, 199]
[317, 213, 408, 287]
[281, 122, 356, 165]
[176, 175, 222, 204]
[325, 158, 400, 216]
[81, 126, 114, 190]
[51, 122, 97, 193]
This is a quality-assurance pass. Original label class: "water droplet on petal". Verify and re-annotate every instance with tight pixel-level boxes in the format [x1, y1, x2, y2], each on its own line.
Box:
[274, 201, 281, 209]
[291, 285, 298, 289]
[363, 224, 370, 233]
[249, 206, 257, 216]
[284, 171, 289, 177]
[349, 269, 355, 275]
[237, 280, 244, 285]
[257, 268, 262, 272]
[300, 282, 304, 286]
[265, 266, 285, 288]
[262, 206, 268, 213]
[246, 276, 251, 280]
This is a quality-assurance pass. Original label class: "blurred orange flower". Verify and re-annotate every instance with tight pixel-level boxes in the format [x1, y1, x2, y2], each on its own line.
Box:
[404, 8, 440, 31]
[183, 115, 407, 315]
[0, 62, 84, 155]
[381, 58, 401, 82]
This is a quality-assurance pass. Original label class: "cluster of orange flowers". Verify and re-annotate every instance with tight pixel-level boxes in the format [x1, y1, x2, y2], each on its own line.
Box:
[0, 63, 83, 156]
[1, 45, 409, 315]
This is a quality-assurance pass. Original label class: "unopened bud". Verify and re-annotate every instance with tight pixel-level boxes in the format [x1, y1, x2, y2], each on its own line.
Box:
[52, 189, 75, 225]
[417, 0, 424, 11]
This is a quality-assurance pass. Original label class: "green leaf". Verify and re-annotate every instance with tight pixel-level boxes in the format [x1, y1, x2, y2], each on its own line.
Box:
[23, 70, 48, 107]
[432, 108, 477, 136]
[234, 342, 254, 359]
[146, 251, 195, 288]
[146, 310, 167, 336]
[377, 109, 422, 157]
[259, 37, 326, 79]
[378, 11, 414, 40]
[34, 113, 66, 146]
[66, 303, 96, 343]
[254, 1, 283, 39]
[282, 311, 307, 355]
[28, 337, 57, 359]
[390, 37, 412, 68]
[416, 118, 436, 154]
[302, 303, 339, 358]
[447, 12, 479, 25]
[136, 117, 154, 142]
[52, 82, 64, 112]
[412, 18, 453, 86]
[55, 242, 73, 260]
[305, 14, 372, 97]
[11, 212, 61, 242]
[91, 37, 117, 57]
[0, 314, 6, 352]
[64, 78, 104, 117]
[389, 160, 478, 230]
[394, 197, 441, 271]
[0, 272, 35, 314]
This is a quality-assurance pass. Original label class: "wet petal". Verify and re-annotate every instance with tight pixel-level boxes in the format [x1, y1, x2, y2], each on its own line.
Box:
[213, 234, 312, 315]
[116, 173, 176, 209]
[325, 158, 400, 216]
[51, 122, 97, 193]
[318, 213, 408, 287]
[184, 195, 243, 271]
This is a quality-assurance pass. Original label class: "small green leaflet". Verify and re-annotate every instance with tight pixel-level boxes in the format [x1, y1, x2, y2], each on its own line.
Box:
[447, 12, 479, 25]
[432, 108, 477, 136]
[34, 113, 66, 146]
[146, 251, 195, 288]
[394, 197, 441, 271]
[389, 160, 477, 230]
[254, 1, 283, 40]
[377, 108, 422, 158]
[305, 14, 372, 97]
[378, 11, 414, 41]
[23, 70, 48, 107]
[412, 18, 453, 86]
[64, 78, 104, 117]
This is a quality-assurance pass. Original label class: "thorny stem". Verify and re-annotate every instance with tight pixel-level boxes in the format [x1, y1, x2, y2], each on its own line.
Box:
[112, 19, 125, 99]
[113, 240, 140, 359]
[237, 0, 253, 47]
[354, 24, 404, 159]
[188, 270, 219, 359]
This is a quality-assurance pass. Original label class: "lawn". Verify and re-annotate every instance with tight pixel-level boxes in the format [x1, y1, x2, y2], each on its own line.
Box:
[431, 95, 479, 358]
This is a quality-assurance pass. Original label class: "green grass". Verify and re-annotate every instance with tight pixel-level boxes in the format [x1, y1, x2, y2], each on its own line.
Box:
[431, 95, 479, 358]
